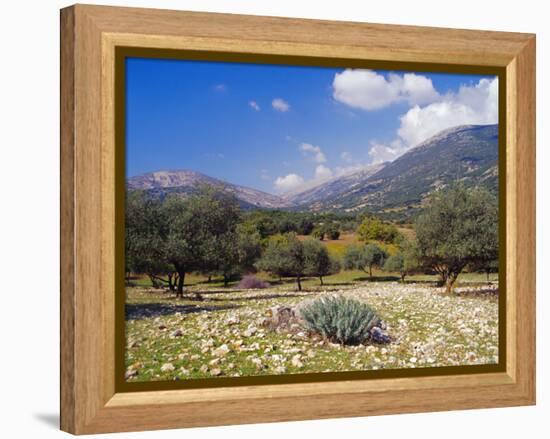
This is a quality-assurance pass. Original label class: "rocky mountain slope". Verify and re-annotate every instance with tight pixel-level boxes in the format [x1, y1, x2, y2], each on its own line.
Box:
[293, 124, 498, 216]
[127, 124, 498, 217]
[127, 170, 291, 209]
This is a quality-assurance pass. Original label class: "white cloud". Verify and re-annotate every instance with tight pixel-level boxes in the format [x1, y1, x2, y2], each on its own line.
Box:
[358, 76, 499, 163]
[249, 100, 260, 111]
[397, 77, 498, 147]
[213, 84, 227, 92]
[299, 143, 326, 163]
[368, 139, 408, 165]
[260, 169, 270, 181]
[274, 173, 305, 192]
[340, 151, 352, 163]
[332, 69, 439, 110]
[314, 164, 333, 181]
[272, 98, 290, 112]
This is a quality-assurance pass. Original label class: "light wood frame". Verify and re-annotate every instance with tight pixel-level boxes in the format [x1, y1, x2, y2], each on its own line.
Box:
[60, 4, 536, 434]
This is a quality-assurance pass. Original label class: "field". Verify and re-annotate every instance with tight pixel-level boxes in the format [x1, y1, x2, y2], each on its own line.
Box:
[125, 272, 499, 382]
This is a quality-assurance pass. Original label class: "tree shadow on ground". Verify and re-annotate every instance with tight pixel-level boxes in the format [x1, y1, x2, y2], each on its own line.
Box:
[403, 279, 441, 286]
[319, 282, 355, 287]
[353, 275, 402, 282]
[198, 292, 314, 302]
[453, 287, 499, 297]
[125, 302, 241, 320]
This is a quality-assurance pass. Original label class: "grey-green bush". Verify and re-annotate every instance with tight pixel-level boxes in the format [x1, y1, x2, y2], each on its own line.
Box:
[300, 296, 380, 345]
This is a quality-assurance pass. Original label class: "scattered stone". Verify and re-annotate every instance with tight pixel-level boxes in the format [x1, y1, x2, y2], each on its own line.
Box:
[125, 369, 138, 379]
[251, 358, 263, 369]
[244, 326, 258, 337]
[170, 329, 183, 338]
[225, 315, 240, 325]
[369, 326, 392, 344]
[160, 363, 175, 372]
[210, 368, 223, 376]
[291, 354, 304, 368]
[212, 344, 230, 357]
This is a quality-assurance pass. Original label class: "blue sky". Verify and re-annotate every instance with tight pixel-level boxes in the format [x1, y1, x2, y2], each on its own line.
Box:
[126, 57, 498, 194]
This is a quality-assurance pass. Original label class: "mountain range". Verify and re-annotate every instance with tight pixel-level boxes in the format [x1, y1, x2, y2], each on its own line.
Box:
[127, 124, 499, 218]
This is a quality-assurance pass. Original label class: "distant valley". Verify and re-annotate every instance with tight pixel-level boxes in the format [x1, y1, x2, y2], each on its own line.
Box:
[127, 124, 498, 219]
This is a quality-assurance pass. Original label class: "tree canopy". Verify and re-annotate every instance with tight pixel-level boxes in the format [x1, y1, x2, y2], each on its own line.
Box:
[255, 233, 306, 290]
[343, 243, 387, 279]
[303, 239, 340, 285]
[357, 216, 399, 243]
[415, 184, 498, 292]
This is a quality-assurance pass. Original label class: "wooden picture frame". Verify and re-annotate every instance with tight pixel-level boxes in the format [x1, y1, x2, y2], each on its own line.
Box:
[60, 4, 536, 434]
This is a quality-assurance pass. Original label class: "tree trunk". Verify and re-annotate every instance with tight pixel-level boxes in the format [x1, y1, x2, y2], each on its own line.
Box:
[176, 271, 185, 298]
[319, 276, 324, 286]
[401, 273, 405, 283]
[369, 265, 373, 279]
[223, 274, 229, 287]
[445, 271, 459, 294]
[167, 273, 175, 291]
[207, 274, 212, 283]
[296, 275, 302, 291]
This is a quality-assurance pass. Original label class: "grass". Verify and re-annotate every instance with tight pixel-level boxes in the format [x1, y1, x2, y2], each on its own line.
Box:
[125, 273, 499, 382]
[128, 268, 498, 291]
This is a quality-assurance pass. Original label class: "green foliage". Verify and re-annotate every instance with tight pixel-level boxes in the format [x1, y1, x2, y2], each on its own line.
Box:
[324, 223, 341, 240]
[311, 225, 325, 240]
[255, 233, 306, 290]
[300, 296, 380, 345]
[357, 216, 399, 243]
[343, 243, 388, 278]
[415, 184, 498, 292]
[383, 253, 404, 276]
[303, 239, 341, 285]
[311, 222, 340, 241]
[383, 238, 421, 282]
[241, 211, 317, 238]
[126, 187, 245, 295]
[125, 191, 172, 281]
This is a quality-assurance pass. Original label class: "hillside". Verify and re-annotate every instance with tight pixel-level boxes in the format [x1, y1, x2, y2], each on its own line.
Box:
[293, 124, 498, 217]
[126, 125, 498, 218]
[284, 163, 385, 206]
[127, 170, 291, 209]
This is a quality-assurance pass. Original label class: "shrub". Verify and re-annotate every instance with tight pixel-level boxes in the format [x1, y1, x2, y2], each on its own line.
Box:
[357, 216, 399, 243]
[237, 275, 269, 289]
[300, 296, 380, 345]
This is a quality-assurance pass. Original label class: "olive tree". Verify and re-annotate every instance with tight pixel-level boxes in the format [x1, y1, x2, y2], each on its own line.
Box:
[303, 239, 340, 286]
[415, 185, 498, 293]
[255, 233, 305, 291]
[357, 216, 398, 243]
[343, 243, 387, 279]
[383, 238, 421, 282]
[125, 191, 173, 288]
[163, 187, 241, 297]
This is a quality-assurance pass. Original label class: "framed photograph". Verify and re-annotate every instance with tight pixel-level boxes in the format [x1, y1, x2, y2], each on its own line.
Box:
[60, 4, 536, 434]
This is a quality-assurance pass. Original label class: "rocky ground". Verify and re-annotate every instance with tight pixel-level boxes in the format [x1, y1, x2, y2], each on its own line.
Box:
[125, 281, 499, 382]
